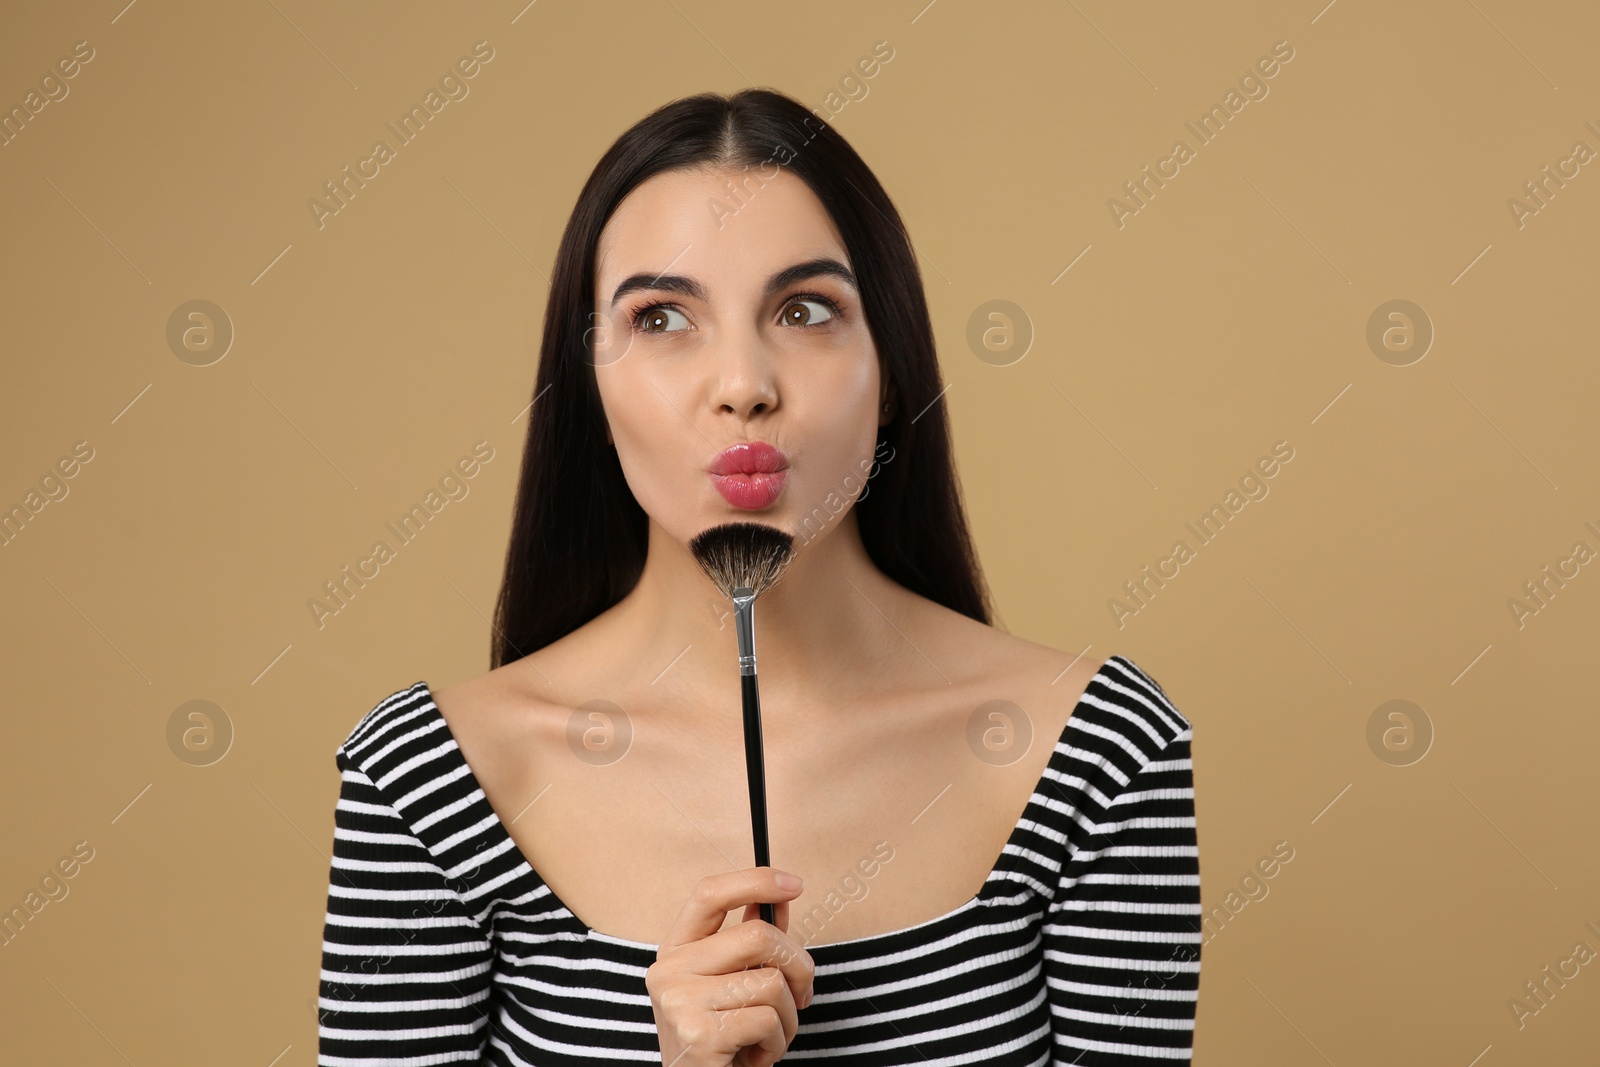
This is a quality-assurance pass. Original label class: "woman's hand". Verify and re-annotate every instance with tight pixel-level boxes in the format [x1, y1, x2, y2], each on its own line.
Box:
[647, 867, 816, 1067]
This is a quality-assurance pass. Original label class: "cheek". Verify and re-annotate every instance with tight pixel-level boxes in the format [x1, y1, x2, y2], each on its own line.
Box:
[784, 342, 878, 417]
[786, 371, 882, 494]
[601, 373, 698, 512]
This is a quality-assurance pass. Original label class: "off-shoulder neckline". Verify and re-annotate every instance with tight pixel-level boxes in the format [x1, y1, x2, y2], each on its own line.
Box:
[412, 654, 1122, 958]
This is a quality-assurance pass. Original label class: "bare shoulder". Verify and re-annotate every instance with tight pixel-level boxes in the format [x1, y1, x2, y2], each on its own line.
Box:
[428, 604, 609, 748]
[428, 657, 567, 807]
[917, 595, 1105, 705]
[885, 593, 1107, 761]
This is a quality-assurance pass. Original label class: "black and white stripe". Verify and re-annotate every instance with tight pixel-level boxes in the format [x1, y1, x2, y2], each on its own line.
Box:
[317, 654, 1200, 1065]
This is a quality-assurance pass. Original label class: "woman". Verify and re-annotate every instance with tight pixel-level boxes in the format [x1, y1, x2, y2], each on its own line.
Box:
[317, 87, 1200, 1065]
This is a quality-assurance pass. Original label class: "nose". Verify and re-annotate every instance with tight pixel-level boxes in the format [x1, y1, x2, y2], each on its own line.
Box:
[708, 332, 778, 421]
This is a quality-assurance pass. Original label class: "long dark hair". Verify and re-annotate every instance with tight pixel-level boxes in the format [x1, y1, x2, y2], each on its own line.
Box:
[490, 87, 992, 669]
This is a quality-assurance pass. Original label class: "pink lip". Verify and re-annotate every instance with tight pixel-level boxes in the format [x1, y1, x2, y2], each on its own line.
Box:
[710, 441, 789, 475]
[709, 442, 789, 510]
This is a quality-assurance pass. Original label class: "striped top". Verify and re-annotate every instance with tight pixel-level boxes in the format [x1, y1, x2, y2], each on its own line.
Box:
[317, 653, 1201, 1065]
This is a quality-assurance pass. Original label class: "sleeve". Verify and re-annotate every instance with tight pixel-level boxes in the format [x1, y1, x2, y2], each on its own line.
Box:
[317, 747, 496, 1065]
[1042, 726, 1201, 1064]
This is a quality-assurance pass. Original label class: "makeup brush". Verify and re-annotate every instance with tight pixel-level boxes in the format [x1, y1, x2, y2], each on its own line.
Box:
[688, 521, 797, 927]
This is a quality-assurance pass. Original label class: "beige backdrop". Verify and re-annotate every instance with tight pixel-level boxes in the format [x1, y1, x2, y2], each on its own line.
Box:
[3, 0, 1597, 1063]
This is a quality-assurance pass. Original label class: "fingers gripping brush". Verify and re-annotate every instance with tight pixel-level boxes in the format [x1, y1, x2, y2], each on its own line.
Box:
[688, 521, 797, 926]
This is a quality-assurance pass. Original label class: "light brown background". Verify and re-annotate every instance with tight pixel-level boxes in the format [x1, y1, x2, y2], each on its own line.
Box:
[3, 0, 1597, 1063]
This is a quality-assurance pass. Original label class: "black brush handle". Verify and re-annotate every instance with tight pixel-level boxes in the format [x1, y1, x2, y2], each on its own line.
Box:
[741, 670, 776, 927]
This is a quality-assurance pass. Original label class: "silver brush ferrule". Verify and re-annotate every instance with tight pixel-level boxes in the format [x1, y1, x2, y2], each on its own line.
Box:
[733, 588, 757, 676]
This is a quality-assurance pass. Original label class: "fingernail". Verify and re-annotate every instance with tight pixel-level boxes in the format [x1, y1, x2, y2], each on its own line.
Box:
[775, 871, 802, 891]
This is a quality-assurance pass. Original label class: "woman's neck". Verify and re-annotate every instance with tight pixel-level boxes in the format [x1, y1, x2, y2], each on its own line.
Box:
[605, 511, 915, 715]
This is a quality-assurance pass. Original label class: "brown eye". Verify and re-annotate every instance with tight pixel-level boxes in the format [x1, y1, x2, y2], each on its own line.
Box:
[781, 298, 836, 327]
[633, 306, 689, 333]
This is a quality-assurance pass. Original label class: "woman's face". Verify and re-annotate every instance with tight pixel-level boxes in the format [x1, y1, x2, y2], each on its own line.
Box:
[591, 165, 890, 549]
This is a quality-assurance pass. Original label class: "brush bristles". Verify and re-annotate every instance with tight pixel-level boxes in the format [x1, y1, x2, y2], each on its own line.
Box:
[688, 521, 796, 599]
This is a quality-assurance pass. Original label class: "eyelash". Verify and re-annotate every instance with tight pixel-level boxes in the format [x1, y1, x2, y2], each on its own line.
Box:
[625, 291, 847, 334]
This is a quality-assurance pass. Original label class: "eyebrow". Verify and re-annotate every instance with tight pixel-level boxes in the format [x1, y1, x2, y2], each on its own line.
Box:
[608, 257, 857, 309]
